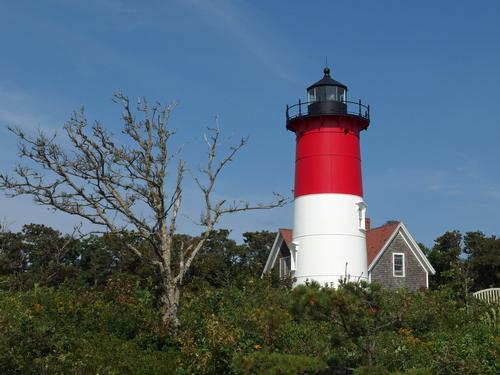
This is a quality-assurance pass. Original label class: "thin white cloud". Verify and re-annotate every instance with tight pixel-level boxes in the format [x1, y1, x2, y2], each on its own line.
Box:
[0, 86, 61, 132]
[484, 188, 500, 200]
[370, 159, 500, 201]
[185, 0, 301, 83]
[53, 0, 155, 33]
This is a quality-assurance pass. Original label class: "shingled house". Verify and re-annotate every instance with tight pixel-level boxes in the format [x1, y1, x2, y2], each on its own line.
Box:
[262, 220, 435, 290]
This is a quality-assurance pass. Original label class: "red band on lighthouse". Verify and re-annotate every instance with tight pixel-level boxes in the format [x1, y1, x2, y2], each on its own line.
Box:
[290, 115, 368, 197]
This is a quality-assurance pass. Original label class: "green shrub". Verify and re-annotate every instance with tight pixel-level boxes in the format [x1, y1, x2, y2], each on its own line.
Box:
[402, 370, 432, 375]
[232, 350, 327, 375]
[354, 365, 391, 375]
[1, 274, 498, 374]
[0, 280, 178, 374]
[374, 322, 498, 374]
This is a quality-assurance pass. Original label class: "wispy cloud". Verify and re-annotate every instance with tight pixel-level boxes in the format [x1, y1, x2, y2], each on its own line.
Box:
[370, 157, 500, 201]
[0, 86, 61, 132]
[483, 187, 500, 200]
[54, 0, 154, 33]
[185, 0, 301, 83]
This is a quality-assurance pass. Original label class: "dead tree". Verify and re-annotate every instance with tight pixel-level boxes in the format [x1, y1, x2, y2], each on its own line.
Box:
[0, 93, 287, 328]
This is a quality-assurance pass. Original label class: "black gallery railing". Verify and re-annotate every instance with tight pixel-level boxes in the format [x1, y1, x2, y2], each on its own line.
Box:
[286, 99, 370, 122]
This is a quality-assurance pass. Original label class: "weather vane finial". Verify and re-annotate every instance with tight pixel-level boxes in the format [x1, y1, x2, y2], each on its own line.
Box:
[323, 56, 331, 76]
[323, 56, 330, 76]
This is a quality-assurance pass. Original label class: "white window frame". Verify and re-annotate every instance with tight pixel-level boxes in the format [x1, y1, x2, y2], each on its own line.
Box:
[356, 202, 367, 231]
[393, 252, 405, 277]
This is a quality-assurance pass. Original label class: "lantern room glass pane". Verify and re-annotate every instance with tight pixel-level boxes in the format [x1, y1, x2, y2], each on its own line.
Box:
[315, 86, 326, 102]
[307, 88, 316, 102]
[325, 86, 337, 101]
[308, 86, 346, 103]
[338, 88, 346, 102]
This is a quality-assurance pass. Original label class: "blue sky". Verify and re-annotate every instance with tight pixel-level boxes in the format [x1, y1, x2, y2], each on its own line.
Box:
[1, 0, 499, 246]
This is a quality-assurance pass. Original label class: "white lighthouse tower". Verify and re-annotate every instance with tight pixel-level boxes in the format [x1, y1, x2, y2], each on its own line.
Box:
[286, 67, 371, 286]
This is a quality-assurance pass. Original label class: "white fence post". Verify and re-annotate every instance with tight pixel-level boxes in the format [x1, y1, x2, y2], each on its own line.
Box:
[473, 288, 500, 303]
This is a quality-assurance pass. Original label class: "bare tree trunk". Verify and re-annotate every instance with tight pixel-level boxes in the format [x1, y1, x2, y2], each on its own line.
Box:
[365, 337, 375, 366]
[161, 279, 180, 329]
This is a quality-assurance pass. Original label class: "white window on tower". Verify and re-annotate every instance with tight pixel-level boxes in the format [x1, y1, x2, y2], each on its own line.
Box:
[356, 202, 367, 230]
[291, 242, 299, 271]
[393, 253, 405, 277]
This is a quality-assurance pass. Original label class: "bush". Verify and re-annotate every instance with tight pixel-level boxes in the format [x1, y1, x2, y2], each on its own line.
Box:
[177, 279, 294, 373]
[0, 279, 178, 374]
[1, 272, 498, 374]
[354, 366, 391, 375]
[232, 351, 327, 374]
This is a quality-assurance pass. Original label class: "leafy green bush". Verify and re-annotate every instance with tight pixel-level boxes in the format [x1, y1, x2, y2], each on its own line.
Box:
[1, 269, 498, 374]
[0, 279, 178, 374]
[374, 311, 498, 374]
[232, 351, 327, 374]
[177, 279, 293, 373]
[354, 365, 391, 375]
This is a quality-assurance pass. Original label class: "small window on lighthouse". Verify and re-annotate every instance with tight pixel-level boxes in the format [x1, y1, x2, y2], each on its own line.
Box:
[357, 202, 367, 230]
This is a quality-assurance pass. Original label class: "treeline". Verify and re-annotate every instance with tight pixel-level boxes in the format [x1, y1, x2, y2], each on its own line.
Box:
[1, 223, 498, 294]
[0, 223, 499, 374]
[422, 230, 500, 293]
[0, 224, 275, 291]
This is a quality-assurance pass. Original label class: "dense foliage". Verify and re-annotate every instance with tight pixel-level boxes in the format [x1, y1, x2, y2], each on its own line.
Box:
[0, 224, 499, 374]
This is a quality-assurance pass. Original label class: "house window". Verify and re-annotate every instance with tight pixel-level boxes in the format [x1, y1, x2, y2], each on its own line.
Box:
[393, 253, 405, 277]
[279, 256, 291, 278]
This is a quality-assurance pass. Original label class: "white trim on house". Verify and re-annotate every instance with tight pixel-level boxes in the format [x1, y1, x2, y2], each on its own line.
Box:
[399, 223, 436, 275]
[392, 252, 405, 277]
[261, 232, 283, 277]
[399, 231, 430, 276]
[398, 228, 431, 287]
[261, 231, 298, 279]
[368, 222, 436, 276]
[367, 224, 401, 271]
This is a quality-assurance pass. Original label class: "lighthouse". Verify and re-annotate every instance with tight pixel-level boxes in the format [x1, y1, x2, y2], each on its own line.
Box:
[286, 67, 371, 286]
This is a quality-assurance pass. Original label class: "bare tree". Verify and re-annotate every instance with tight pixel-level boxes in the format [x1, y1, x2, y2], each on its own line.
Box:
[0, 93, 287, 328]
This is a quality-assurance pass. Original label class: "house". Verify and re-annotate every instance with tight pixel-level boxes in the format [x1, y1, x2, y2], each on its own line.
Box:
[262, 220, 436, 290]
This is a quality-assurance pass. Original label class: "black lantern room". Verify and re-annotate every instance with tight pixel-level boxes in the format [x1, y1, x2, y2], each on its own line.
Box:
[306, 67, 348, 116]
[285, 67, 370, 130]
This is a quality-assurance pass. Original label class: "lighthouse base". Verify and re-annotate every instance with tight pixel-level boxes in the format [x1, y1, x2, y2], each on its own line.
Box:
[292, 194, 368, 287]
